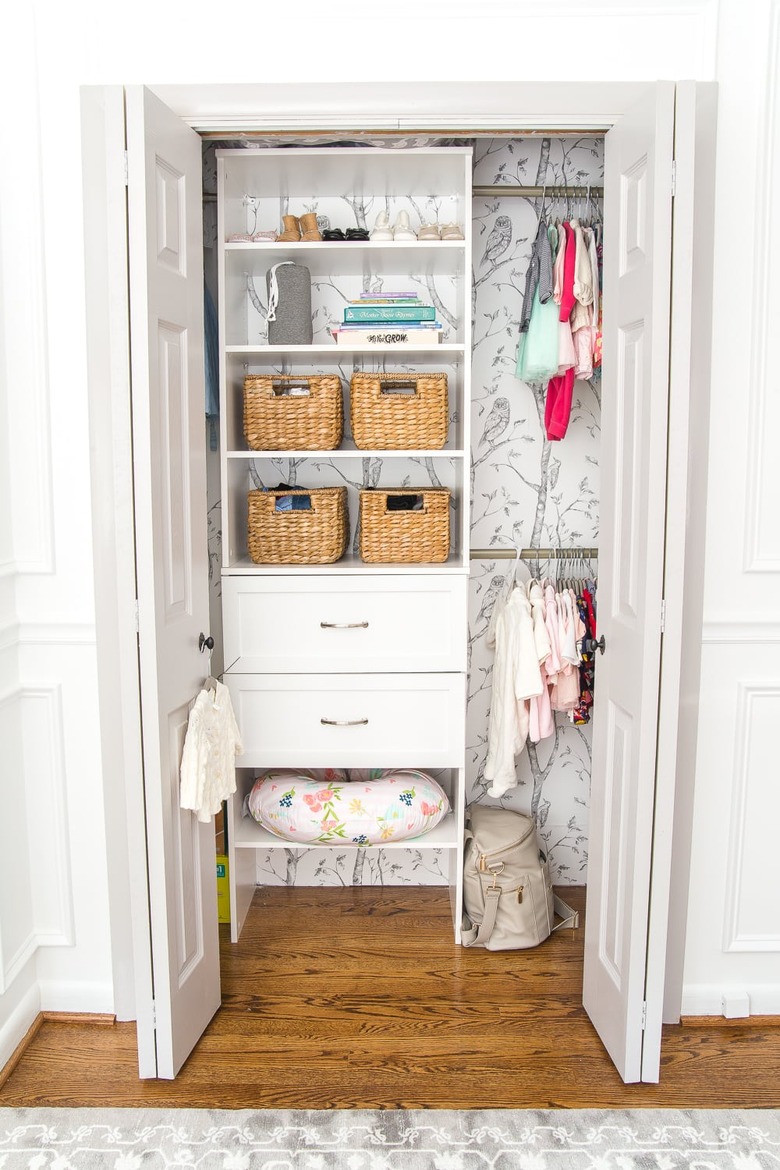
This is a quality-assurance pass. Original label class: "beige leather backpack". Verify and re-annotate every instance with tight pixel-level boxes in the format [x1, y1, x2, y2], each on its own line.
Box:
[461, 804, 578, 950]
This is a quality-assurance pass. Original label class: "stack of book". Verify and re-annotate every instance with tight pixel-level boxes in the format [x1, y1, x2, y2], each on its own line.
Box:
[331, 292, 443, 347]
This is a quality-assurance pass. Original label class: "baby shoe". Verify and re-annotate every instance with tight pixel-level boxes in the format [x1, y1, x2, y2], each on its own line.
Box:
[417, 223, 441, 241]
[277, 215, 302, 242]
[440, 222, 465, 240]
[345, 228, 370, 240]
[322, 228, 345, 241]
[392, 210, 417, 241]
[299, 212, 322, 241]
[370, 210, 393, 240]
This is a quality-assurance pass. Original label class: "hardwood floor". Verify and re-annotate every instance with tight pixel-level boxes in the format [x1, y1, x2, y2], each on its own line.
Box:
[2, 886, 780, 1109]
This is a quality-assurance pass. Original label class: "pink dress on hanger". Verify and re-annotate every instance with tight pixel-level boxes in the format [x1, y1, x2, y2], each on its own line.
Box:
[545, 221, 577, 440]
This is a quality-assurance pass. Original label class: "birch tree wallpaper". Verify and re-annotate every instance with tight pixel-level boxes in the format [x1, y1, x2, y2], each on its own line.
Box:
[202, 135, 604, 887]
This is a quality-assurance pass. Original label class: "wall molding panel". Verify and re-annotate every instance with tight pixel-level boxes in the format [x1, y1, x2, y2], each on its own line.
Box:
[723, 681, 780, 953]
[0, 51, 55, 579]
[0, 683, 75, 997]
[743, 0, 780, 575]
[702, 619, 780, 644]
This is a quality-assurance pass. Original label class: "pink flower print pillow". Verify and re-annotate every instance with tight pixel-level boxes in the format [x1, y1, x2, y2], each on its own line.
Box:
[246, 767, 449, 846]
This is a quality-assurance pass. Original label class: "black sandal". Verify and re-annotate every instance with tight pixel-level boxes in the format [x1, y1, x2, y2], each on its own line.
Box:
[345, 228, 370, 241]
[322, 228, 345, 241]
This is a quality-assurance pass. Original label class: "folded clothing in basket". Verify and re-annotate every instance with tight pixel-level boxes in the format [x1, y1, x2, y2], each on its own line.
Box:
[246, 767, 449, 846]
[265, 482, 312, 511]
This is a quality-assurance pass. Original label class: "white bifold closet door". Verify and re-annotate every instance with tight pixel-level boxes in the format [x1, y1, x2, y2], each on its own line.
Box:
[122, 81, 694, 1084]
[582, 81, 675, 1083]
[126, 85, 220, 1079]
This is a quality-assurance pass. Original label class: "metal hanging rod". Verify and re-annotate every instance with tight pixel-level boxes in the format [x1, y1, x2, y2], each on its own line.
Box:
[472, 184, 603, 199]
[470, 547, 598, 560]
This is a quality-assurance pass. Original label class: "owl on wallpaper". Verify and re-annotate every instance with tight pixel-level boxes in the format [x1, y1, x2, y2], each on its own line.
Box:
[478, 397, 511, 447]
[479, 215, 512, 267]
[474, 574, 506, 631]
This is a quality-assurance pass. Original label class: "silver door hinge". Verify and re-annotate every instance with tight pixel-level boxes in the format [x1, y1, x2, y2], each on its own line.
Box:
[151, 1000, 157, 1029]
[133, 599, 140, 633]
[671, 160, 676, 198]
[660, 599, 667, 634]
[123, 150, 129, 186]
[641, 1001, 647, 1030]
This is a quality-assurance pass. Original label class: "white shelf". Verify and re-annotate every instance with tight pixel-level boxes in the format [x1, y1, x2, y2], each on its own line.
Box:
[234, 811, 460, 851]
[223, 552, 470, 576]
[226, 344, 467, 357]
[227, 448, 466, 460]
[225, 240, 467, 253]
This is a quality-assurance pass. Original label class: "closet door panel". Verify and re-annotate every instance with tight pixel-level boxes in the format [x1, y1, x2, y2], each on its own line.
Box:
[126, 85, 220, 1081]
[583, 81, 675, 1086]
[225, 673, 465, 768]
[222, 575, 468, 673]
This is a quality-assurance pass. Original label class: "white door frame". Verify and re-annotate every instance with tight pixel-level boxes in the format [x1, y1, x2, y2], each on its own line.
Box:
[84, 79, 711, 1078]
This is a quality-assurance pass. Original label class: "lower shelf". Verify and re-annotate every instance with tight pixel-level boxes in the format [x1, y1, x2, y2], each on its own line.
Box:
[233, 811, 460, 851]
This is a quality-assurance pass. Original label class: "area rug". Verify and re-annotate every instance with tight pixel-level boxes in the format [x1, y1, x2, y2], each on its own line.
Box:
[1, 1108, 780, 1168]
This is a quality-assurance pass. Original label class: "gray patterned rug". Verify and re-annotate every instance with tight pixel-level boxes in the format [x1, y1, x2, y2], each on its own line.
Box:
[1, 1107, 779, 1168]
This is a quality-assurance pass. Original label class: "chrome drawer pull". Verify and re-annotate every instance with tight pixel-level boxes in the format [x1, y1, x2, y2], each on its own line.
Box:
[320, 621, 369, 629]
[320, 717, 369, 727]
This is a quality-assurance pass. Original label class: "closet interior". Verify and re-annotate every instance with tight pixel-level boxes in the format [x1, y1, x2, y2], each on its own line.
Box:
[200, 130, 605, 952]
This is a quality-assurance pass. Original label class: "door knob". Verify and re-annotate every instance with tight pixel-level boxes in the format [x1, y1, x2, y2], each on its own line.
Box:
[199, 633, 215, 653]
[584, 635, 606, 655]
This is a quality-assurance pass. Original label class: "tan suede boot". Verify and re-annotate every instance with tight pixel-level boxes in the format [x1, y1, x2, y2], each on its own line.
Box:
[278, 214, 301, 242]
[299, 212, 322, 241]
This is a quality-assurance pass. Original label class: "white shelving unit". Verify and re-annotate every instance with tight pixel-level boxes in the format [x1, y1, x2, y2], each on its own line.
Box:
[216, 146, 472, 943]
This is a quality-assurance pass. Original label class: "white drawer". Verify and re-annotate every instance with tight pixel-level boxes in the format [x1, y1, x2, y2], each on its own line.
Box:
[222, 575, 467, 673]
[225, 673, 465, 768]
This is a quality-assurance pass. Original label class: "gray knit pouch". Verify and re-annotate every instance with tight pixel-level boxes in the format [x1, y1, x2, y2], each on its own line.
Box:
[266, 262, 313, 345]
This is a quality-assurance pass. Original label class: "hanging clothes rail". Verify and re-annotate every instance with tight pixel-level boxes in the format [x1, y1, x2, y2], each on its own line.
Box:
[472, 185, 603, 199]
[470, 547, 598, 560]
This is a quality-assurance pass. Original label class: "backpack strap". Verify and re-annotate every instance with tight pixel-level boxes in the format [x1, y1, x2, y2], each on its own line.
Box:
[461, 884, 501, 948]
[462, 890, 578, 947]
[551, 894, 579, 931]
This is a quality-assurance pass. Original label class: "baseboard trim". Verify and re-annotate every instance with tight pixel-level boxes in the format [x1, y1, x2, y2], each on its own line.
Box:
[40, 1011, 116, 1026]
[0, 1014, 44, 1091]
[681, 984, 780, 1017]
[0, 1010, 118, 1090]
[682, 1014, 780, 1027]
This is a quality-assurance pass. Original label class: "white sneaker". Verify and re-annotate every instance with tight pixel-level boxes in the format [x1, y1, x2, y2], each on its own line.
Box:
[392, 210, 417, 241]
[370, 210, 393, 241]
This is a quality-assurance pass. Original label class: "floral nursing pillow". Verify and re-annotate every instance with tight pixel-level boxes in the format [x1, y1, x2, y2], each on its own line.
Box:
[246, 768, 449, 846]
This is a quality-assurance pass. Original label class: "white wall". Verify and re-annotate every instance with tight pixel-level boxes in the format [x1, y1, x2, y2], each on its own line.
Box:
[2, 0, 776, 1072]
[681, 0, 780, 1016]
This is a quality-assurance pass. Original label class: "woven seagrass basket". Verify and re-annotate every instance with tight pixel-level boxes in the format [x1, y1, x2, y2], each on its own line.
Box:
[350, 372, 448, 450]
[243, 374, 343, 450]
[247, 487, 348, 564]
[359, 488, 450, 564]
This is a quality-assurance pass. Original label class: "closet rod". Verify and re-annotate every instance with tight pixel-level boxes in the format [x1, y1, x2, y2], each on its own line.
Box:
[470, 547, 598, 560]
[472, 184, 603, 199]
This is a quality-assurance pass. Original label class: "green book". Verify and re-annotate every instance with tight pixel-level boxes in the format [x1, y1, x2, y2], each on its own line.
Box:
[344, 305, 437, 323]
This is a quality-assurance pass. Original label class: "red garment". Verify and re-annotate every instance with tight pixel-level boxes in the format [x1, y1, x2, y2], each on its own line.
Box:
[545, 368, 575, 440]
[558, 222, 576, 323]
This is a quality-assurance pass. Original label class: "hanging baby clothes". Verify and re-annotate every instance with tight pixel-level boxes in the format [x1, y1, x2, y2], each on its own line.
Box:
[516, 224, 560, 382]
[485, 584, 536, 796]
[180, 680, 242, 822]
[570, 218, 594, 381]
[545, 220, 577, 441]
[527, 579, 554, 743]
[519, 217, 554, 332]
[572, 581, 597, 725]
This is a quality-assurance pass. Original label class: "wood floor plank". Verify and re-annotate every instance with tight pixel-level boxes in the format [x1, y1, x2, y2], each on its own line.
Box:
[2, 885, 780, 1109]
